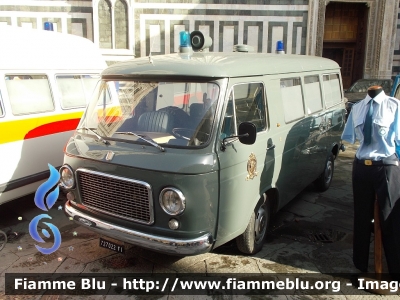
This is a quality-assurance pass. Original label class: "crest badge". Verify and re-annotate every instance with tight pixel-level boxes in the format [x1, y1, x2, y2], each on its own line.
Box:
[246, 153, 258, 180]
[105, 151, 115, 161]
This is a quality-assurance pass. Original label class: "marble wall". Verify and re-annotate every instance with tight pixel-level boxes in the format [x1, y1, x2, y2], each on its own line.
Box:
[392, 1, 400, 76]
[1, 0, 400, 78]
[130, 1, 309, 57]
[0, 1, 94, 40]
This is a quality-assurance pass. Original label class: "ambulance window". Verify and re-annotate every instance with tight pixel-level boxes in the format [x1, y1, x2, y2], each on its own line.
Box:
[281, 77, 304, 123]
[97, 83, 112, 106]
[323, 73, 342, 108]
[57, 75, 100, 109]
[0, 91, 4, 117]
[155, 82, 206, 111]
[5, 74, 54, 115]
[233, 82, 266, 132]
[304, 75, 323, 114]
[221, 91, 235, 138]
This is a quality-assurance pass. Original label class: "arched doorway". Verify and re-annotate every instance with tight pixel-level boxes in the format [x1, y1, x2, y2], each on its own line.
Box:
[322, 2, 368, 89]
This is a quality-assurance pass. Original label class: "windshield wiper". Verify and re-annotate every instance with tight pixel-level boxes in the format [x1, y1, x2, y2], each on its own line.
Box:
[77, 127, 109, 145]
[114, 131, 165, 152]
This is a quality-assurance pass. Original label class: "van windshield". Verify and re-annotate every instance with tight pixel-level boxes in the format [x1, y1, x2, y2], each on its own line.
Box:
[78, 80, 221, 148]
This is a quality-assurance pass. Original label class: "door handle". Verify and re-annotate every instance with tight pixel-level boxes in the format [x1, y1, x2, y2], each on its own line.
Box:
[267, 144, 275, 150]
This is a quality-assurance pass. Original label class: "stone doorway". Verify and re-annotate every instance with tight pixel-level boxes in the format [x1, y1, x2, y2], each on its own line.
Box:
[322, 2, 368, 89]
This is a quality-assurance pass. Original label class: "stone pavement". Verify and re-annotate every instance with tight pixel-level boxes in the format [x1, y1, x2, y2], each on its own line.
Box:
[1, 141, 398, 299]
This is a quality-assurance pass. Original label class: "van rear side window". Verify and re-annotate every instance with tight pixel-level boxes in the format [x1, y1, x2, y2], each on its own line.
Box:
[5, 74, 54, 115]
[304, 75, 323, 114]
[56, 75, 100, 109]
[281, 77, 304, 123]
[323, 74, 342, 108]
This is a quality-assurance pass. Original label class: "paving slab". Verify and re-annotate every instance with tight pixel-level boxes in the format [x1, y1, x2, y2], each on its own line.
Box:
[283, 199, 326, 218]
[56, 238, 117, 264]
[82, 253, 154, 274]
[204, 254, 261, 274]
[55, 257, 86, 273]
[6, 252, 63, 273]
[259, 246, 320, 274]
[127, 246, 217, 273]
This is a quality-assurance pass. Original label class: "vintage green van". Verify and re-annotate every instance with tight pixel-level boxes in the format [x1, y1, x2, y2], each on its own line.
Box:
[61, 34, 346, 255]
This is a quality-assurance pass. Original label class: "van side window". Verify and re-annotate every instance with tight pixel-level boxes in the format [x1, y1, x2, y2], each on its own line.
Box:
[221, 91, 235, 138]
[56, 75, 100, 109]
[233, 83, 266, 132]
[304, 75, 323, 114]
[5, 74, 54, 115]
[280, 77, 304, 123]
[323, 74, 342, 108]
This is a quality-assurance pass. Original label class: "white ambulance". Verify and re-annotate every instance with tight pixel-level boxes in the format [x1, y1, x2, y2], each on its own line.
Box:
[0, 25, 107, 204]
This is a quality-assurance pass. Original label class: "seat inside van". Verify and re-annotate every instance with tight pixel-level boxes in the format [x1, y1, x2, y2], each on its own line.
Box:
[137, 111, 173, 133]
[189, 103, 205, 128]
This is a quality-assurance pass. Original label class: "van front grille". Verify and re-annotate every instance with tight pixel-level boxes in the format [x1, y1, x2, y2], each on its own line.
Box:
[76, 169, 153, 224]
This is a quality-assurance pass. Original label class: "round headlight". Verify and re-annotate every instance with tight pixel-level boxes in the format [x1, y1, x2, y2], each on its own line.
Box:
[59, 165, 75, 189]
[159, 188, 185, 215]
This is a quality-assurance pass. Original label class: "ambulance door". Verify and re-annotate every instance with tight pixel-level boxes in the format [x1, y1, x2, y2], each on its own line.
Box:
[215, 79, 275, 247]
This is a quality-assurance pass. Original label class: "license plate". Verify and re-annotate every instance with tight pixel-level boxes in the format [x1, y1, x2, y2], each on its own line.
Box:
[99, 237, 125, 253]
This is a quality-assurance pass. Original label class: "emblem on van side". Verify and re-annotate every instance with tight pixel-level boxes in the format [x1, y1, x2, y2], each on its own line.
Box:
[105, 151, 115, 161]
[246, 153, 258, 180]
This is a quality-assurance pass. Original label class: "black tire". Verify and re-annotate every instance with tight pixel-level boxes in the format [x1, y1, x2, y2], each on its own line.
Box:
[236, 195, 270, 255]
[314, 153, 334, 192]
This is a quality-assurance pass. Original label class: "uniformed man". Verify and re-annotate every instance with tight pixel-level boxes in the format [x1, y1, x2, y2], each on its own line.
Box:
[341, 85, 400, 279]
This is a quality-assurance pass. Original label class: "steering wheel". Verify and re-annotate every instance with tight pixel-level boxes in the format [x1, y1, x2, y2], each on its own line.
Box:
[171, 128, 195, 141]
[172, 128, 209, 143]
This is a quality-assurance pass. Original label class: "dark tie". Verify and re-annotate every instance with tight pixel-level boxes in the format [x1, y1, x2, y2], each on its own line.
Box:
[363, 99, 374, 145]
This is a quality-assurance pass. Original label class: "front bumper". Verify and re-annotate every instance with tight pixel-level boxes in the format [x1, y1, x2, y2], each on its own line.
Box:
[64, 201, 213, 255]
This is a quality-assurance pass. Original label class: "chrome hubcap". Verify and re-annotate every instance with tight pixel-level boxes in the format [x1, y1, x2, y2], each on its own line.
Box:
[254, 205, 267, 243]
[324, 160, 333, 184]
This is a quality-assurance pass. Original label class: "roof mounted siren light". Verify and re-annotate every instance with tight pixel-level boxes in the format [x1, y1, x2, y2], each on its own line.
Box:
[276, 40, 285, 54]
[44, 22, 54, 31]
[179, 31, 192, 54]
[233, 44, 255, 53]
[190, 31, 212, 52]
[179, 31, 213, 54]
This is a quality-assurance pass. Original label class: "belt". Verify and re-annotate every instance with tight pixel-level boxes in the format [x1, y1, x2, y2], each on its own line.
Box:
[356, 154, 399, 166]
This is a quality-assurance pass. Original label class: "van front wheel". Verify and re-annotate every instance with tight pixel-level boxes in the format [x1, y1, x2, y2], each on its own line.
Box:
[236, 196, 270, 255]
[314, 153, 334, 192]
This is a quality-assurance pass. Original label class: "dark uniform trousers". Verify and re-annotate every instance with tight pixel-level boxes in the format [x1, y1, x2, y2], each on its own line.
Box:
[352, 157, 400, 279]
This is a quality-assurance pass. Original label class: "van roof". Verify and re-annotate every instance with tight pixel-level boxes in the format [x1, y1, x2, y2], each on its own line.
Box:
[0, 26, 107, 71]
[102, 52, 340, 79]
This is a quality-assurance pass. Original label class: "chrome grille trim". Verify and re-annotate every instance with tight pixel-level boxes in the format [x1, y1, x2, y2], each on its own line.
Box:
[76, 168, 154, 225]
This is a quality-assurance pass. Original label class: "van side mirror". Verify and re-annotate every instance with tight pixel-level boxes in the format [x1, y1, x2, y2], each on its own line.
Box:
[220, 121, 257, 151]
[238, 122, 257, 144]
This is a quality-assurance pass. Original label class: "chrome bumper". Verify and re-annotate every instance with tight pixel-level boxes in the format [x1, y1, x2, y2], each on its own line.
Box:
[64, 201, 213, 255]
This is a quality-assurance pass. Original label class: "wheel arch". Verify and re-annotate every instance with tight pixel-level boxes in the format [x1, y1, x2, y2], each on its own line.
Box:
[331, 142, 340, 159]
[265, 188, 279, 215]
